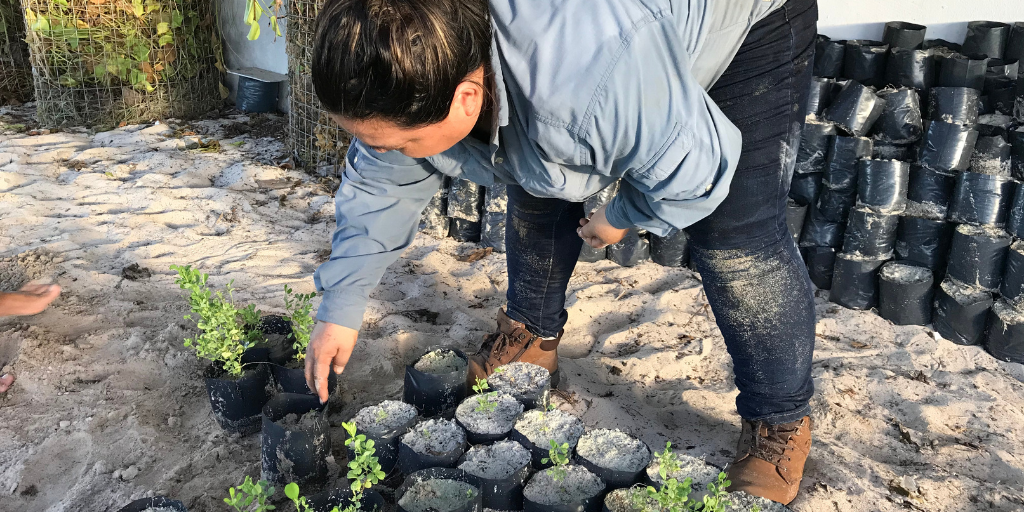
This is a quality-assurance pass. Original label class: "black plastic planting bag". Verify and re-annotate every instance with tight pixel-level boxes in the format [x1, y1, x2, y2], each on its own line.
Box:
[817, 186, 856, 223]
[481, 211, 506, 253]
[1007, 22, 1024, 63]
[970, 135, 1012, 175]
[421, 180, 450, 238]
[830, 253, 889, 310]
[261, 394, 330, 491]
[883, 22, 927, 50]
[450, 218, 482, 243]
[806, 78, 839, 116]
[608, 229, 650, 267]
[987, 81, 1017, 115]
[844, 207, 899, 257]
[1007, 184, 1024, 238]
[799, 204, 846, 248]
[872, 88, 923, 143]
[815, 35, 846, 78]
[843, 40, 890, 88]
[963, 21, 1011, 60]
[948, 172, 1016, 227]
[348, 413, 417, 477]
[823, 81, 887, 137]
[795, 119, 836, 173]
[404, 348, 469, 417]
[789, 172, 823, 206]
[895, 216, 954, 271]
[236, 76, 279, 113]
[579, 244, 608, 263]
[919, 121, 979, 172]
[986, 301, 1024, 364]
[824, 136, 874, 192]
[908, 165, 956, 209]
[650, 229, 690, 267]
[857, 159, 911, 212]
[271, 365, 336, 396]
[878, 262, 935, 325]
[397, 468, 483, 512]
[933, 280, 993, 346]
[117, 497, 187, 512]
[458, 452, 531, 510]
[448, 179, 484, 222]
[977, 112, 1014, 138]
[578, 442, 652, 490]
[987, 59, 1019, 79]
[928, 87, 981, 125]
[886, 48, 936, 92]
[945, 224, 1011, 290]
[999, 242, 1024, 304]
[786, 200, 808, 243]
[1011, 128, 1024, 180]
[803, 246, 838, 289]
[938, 54, 989, 91]
[398, 432, 467, 475]
[205, 360, 273, 435]
[872, 141, 913, 161]
[484, 183, 508, 213]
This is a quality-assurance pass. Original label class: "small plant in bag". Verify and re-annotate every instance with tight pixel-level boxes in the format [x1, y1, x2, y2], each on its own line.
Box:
[472, 378, 497, 413]
[225, 476, 276, 511]
[172, 265, 264, 376]
[342, 421, 387, 512]
[283, 284, 316, 362]
[541, 439, 570, 482]
[637, 442, 733, 512]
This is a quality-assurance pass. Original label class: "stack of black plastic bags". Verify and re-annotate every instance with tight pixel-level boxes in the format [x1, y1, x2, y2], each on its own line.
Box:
[790, 20, 1024, 364]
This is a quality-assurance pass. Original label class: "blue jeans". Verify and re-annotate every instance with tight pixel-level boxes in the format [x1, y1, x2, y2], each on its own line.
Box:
[504, 0, 818, 425]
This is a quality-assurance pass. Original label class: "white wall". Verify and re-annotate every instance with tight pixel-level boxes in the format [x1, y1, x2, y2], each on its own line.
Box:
[217, 0, 290, 112]
[818, 0, 1023, 42]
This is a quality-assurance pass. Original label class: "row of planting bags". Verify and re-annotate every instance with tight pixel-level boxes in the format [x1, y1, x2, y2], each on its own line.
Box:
[788, 21, 1024, 364]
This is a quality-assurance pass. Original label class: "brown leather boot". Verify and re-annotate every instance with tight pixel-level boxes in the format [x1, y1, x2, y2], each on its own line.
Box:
[726, 416, 812, 505]
[467, 309, 561, 387]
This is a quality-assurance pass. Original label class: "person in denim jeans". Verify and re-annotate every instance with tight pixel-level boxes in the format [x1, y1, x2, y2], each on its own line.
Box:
[306, 0, 817, 503]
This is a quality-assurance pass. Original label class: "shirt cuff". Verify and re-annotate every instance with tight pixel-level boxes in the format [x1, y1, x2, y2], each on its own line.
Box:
[603, 195, 637, 230]
[314, 290, 368, 331]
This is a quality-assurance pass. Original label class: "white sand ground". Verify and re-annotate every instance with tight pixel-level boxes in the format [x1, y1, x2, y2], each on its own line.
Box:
[1, 110, 1023, 511]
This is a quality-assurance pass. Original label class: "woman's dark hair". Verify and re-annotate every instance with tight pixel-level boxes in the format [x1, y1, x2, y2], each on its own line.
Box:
[312, 0, 491, 127]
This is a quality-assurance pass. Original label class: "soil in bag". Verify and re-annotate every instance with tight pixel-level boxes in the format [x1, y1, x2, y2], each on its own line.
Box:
[488, 361, 553, 409]
[933, 278, 994, 346]
[843, 207, 899, 258]
[945, 224, 1012, 290]
[843, 40, 890, 88]
[1011, 127, 1024, 181]
[824, 135, 874, 193]
[977, 113, 1014, 138]
[856, 159, 911, 212]
[803, 246, 838, 290]
[523, 465, 606, 512]
[480, 211, 506, 253]
[815, 35, 846, 78]
[575, 429, 652, 490]
[799, 204, 846, 248]
[397, 467, 483, 512]
[786, 200, 809, 244]
[938, 54, 989, 91]
[261, 393, 330, 491]
[970, 135, 1012, 176]
[985, 300, 1024, 364]
[962, 21, 1011, 60]
[999, 241, 1024, 306]
[872, 88, 923, 143]
[642, 451, 722, 492]
[830, 252, 890, 310]
[350, 400, 419, 476]
[895, 214, 954, 272]
[204, 360, 273, 436]
[878, 262, 935, 326]
[607, 229, 650, 267]
[948, 171, 1016, 227]
[918, 121, 979, 172]
[117, 497, 187, 512]
[795, 118, 836, 173]
[789, 172, 823, 206]
[927, 87, 981, 125]
[886, 47, 936, 92]
[509, 409, 585, 469]
[823, 81, 887, 137]
[871, 141, 913, 161]
[307, 489, 385, 512]
[458, 440, 532, 511]
[398, 418, 468, 475]
[907, 165, 956, 211]
[404, 348, 470, 417]
[806, 79, 840, 116]
[454, 392, 523, 445]
[883, 22, 927, 51]
[650, 229, 691, 267]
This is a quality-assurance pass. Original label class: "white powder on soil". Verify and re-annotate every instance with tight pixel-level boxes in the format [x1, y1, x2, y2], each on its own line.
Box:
[969, 138, 1012, 176]
[487, 362, 551, 401]
[401, 418, 466, 455]
[514, 409, 585, 448]
[414, 349, 467, 374]
[455, 392, 523, 434]
[993, 299, 1024, 324]
[459, 440, 532, 480]
[353, 400, 418, 438]
[978, 113, 1013, 130]
[398, 479, 477, 512]
[956, 223, 1010, 240]
[940, 279, 992, 305]
[837, 251, 893, 263]
[724, 490, 790, 512]
[523, 465, 605, 506]
[879, 262, 932, 284]
[575, 429, 650, 472]
[141, 507, 181, 512]
[646, 454, 722, 488]
[902, 200, 947, 220]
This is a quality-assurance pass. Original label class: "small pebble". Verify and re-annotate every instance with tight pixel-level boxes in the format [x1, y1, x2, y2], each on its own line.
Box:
[167, 416, 180, 428]
[59, 421, 71, 429]
[121, 465, 139, 481]
[112, 469, 122, 480]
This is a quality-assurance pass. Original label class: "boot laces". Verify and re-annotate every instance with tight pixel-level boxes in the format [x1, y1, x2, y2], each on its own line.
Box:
[746, 421, 801, 468]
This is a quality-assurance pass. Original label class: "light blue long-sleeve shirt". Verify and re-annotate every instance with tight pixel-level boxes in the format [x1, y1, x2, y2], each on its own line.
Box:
[314, 0, 785, 329]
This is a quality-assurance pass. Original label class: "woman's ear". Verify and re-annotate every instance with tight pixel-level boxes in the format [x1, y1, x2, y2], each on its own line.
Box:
[451, 67, 487, 119]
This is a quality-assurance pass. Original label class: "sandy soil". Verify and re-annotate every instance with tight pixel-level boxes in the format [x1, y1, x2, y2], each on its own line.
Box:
[1, 111, 1023, 511]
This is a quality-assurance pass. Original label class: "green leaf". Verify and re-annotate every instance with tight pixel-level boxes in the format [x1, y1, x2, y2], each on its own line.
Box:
[132, 0, 145, 16]
[158, 33, 174, 46]
[32, 15, 50, 32]
[284, 482, 300, 501]
[247, 22, 260, 41]
[157, 22, 170, 34]
[171, 10, 184, 28]
[270, 16, 280, 37]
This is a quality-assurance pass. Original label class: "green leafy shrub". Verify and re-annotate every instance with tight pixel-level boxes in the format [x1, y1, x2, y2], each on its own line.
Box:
[541, 439, 570, 482]
[283, 284, 316, 362]
[224, 476, 275, 512]
[635, 442, 733, 512]
[341, 421, 386, 512]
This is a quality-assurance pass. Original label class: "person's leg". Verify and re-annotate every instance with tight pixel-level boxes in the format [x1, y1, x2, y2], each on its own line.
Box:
[466, 184, 584, 382]
[686, 0, 818, 504]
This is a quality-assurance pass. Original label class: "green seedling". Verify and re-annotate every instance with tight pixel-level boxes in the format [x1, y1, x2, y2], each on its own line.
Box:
[283, 284, 316, 362]
[342, 421, 387, 512]
[541, 439, 570, 482]
[694, 472, 732, 512]
[471, 377, 489, 395]
[172, 265, 264, 376]
[472, 378, 498, 413]
[656, 441, 682, 481]
[225, 476, 275, 512]
[637, 444, 733, 512]
[421, 428, 432, 439]
[374, 408, 389, 422]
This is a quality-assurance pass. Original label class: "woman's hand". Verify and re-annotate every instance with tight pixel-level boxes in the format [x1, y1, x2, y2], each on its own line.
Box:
[304, 321, 358, 403]
[578, 204, 630, 248]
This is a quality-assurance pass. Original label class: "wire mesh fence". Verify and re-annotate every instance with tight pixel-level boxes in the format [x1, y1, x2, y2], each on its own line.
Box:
[286, 0, 347, 171]
[22, 0, 224, 128]
[1, 0, 33, 103]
